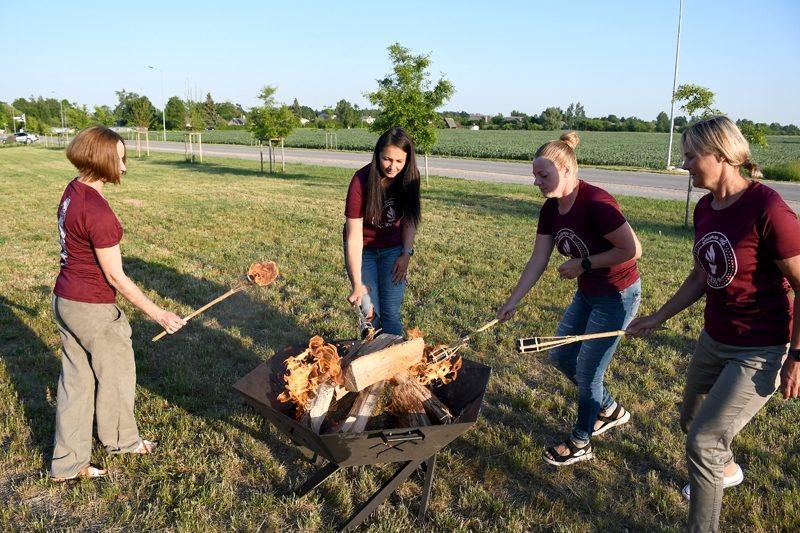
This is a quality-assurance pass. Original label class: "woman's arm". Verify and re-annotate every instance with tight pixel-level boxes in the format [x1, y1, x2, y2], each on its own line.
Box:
[497, 233, 555, 321]
[345, 217, 367, 306]
[627, 262, 707, 337]
[391, 220, 416, 284]
[95, 245, 186, 333]
[557, 221, 641, 279]
[774, 255, 800, 399]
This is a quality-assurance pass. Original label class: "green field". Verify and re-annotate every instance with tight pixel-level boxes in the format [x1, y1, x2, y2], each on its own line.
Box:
[160, 128, 800, 170]
[3, 147, 800, 532]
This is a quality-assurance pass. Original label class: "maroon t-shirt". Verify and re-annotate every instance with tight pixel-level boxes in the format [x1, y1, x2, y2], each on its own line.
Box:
[343, 165, 404, 249]
[537, 180, 640, 296]
[53, 179, 123, 304]
[693, 181, 800, 346]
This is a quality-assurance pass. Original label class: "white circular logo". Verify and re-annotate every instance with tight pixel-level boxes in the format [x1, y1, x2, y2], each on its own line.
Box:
[555, 229, 589, 259]
[694, 231, 737, 289]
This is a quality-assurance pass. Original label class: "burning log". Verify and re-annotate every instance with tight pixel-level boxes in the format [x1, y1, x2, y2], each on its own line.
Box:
[343, 337, 425, 392]
[391, 371, 453, 424]
[390, 377, 432, 428]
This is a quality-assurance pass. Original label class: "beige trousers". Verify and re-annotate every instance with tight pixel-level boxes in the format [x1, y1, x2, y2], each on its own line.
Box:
[50, 295, 141, 478]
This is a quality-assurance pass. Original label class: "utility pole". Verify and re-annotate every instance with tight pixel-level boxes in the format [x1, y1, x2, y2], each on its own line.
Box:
[665, 0, 683, 169]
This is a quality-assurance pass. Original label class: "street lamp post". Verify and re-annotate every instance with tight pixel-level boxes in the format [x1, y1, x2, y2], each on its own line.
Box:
[148, 66, 167, 142]
[665, 0, 683, 169]
[52, 91, 65, 129]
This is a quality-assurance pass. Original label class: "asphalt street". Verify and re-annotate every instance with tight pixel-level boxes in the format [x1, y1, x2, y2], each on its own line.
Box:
[124, 139, 800, 212]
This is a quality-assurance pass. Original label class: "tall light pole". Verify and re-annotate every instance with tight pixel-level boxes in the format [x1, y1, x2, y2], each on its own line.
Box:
[665, 0, 683, 169]
[52, 91, 65, 129]
[149, 66, 167, 141]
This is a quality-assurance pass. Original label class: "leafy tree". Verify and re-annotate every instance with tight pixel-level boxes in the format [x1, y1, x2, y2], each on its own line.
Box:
[164, 96, 188, 130]
[655, 111, 670, 133]
[92, 105, 116, 127]
[673, 84, 721, 120]
[541, 107, 564, 130]
[248, 85, 299, 140]
[299, 105, 316, 121]
[292, 98, 302, 117]
[364, 42, 455, 183]
[738, 122, 770, 150]
[564, 102, 585, 129]
[335, 99, 360, 129]
[201, 93, 218, 127]
[66, 104, 92, 130]
[130, 96, 155, 128]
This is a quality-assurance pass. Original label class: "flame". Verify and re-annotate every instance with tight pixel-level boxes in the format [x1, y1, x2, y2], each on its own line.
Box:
[407, 334, 463, 386]
[277, 335, 344, 416]
[247, 261, 279, 286]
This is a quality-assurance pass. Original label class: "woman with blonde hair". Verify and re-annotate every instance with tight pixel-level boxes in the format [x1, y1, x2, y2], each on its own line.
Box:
[498, 131, 642, 466]
[50, 125, 186, 481]
[628, 115, 800, 532]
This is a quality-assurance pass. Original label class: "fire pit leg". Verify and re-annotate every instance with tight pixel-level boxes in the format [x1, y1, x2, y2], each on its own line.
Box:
[418, 455, 436, 524]
[294, 462, 341, 498]
[339, 458, 426, 532]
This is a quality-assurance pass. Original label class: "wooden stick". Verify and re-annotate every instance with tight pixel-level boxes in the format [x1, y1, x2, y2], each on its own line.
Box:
[152, 286, 246, 342]
[516, 327, 665, 353]
[341, 380, 386, 433]
[299, 380, 337, 434]
[392, 371, 453, 424]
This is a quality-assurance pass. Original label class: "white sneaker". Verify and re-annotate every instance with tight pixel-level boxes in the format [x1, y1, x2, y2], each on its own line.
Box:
[681, 463, 744, 501]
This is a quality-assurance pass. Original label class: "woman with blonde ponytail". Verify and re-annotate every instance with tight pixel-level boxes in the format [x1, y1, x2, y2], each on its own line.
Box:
[628, 116, 800, 532]
[498, 131, 642, 466]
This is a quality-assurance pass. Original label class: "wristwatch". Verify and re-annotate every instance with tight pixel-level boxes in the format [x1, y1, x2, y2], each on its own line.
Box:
[788, 347, 800, 361]
[402, 248, 414, 256]
[581, 257, 592, 271]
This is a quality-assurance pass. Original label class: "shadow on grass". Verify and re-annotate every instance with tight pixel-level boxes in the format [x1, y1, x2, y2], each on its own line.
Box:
[146, 158, 346, 183]
[0, 292, 60, 464]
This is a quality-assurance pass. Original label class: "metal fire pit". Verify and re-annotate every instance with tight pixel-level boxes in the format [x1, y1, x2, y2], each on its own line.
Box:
[233, 336, 491, 531]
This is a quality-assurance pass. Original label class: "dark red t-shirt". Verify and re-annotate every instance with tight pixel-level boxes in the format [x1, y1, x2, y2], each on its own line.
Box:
[693, 181, 800, 346]
[537, 180, 640, 296]
[343, 165, 404, 249]
[53, 179, 123, 304]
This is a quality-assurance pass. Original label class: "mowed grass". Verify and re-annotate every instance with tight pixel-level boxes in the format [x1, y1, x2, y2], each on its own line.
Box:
[2, 145, 800, 532]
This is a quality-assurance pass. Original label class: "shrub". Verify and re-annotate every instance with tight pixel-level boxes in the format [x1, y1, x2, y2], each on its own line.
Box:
[762, 161, 800, 182]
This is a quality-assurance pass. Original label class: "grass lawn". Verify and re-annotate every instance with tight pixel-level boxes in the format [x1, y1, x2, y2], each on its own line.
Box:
[2, 145, 799, 532]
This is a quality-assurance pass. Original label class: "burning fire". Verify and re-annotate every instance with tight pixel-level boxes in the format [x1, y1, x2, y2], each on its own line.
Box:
[247, 261, 279, 286]
[407, 328, 463, 386]
[277, 336, 344, 414]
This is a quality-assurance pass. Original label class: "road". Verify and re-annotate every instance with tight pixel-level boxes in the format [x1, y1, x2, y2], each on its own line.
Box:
[126, 140, 800, 211]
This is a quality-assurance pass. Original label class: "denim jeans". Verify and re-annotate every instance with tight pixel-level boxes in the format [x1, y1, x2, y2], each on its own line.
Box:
[548, 279, 641, 444]
[344, 243, 406, 336]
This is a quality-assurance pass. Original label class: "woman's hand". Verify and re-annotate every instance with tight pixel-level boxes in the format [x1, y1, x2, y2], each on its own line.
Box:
[348, 284, 369, 307]
[626, 315, 663, 338]
[156, 309, 187, 335]
[780, 357, 800, 399]
[391, 254, 410, 284]
[557, 258, 585, 280]
[497, 301, 518, 322]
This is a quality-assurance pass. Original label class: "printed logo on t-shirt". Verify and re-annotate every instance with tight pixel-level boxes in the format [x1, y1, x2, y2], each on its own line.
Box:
[555, 229, 590, 259]
[58, 198, 71, 265]
[694, 231, 737, 289]
[373, 198, 397, 229]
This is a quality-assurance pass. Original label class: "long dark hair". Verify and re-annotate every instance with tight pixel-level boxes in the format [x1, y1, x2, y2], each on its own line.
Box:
[364, 128, 421, 228]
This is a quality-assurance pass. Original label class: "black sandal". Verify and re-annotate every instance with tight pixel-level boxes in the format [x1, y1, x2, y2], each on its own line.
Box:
[543, 438, 593, 466]
[594, 404, 630, 436]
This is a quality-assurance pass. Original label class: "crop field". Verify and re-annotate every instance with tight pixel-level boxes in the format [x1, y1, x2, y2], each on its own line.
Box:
[163, 129, 800, 170]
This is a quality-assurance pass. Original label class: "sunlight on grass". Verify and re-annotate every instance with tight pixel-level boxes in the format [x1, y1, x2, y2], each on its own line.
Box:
[2, 146, 798, 531]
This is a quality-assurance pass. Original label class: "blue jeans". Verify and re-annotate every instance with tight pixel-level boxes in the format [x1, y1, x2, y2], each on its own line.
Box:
[548, 279, 641, 444]
[344, 243, 406, 336]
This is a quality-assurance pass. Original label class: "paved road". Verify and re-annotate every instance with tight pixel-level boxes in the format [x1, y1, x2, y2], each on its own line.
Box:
[127, 140, 800, 211]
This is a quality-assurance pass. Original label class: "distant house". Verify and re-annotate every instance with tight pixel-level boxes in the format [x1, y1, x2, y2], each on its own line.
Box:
[299, 118, 310, 125]
[444, 118, 459, 129]
[228, 117, 247, 126]
[504, 116, 525, 123]
[361, 115, 375, 125]
[469, 114, 491, 124]
[317, 113, 337, 120]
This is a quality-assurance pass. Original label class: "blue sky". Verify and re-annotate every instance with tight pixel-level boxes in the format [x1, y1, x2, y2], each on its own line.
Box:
[5, 0, 799, 124]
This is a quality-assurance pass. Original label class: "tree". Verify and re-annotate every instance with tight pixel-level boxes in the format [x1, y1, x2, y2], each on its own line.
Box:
[673, 84, 721, 120]
[335, 99, 360, 129]
[364, 42, 455, 183]
[66, 104, 92, 130]
[291, 98, 302, 118]
[248, 85, 300, 172]
[541, 107, 564, 130]
[130, 96, 155, 128]
[201, 93, 218, 128]
[164, 96, 188, 130]
[91, 105, 116, 127]
[655, 111, 670, 133]
[738, 122, 770, 150]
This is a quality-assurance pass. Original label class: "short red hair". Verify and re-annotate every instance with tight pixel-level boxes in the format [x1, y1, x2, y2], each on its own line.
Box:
[66, 125, 126, 184]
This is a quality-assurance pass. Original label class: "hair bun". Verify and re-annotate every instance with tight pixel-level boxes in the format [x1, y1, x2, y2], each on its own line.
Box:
[559, 131, 580, 150]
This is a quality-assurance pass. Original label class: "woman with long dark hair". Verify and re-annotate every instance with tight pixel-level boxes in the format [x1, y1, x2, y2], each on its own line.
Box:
[344, 127, 421, 337]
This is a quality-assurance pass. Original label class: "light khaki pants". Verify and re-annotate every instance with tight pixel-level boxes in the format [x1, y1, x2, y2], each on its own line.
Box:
[50, 295, 141, 478]
[681, 329, 786, 533]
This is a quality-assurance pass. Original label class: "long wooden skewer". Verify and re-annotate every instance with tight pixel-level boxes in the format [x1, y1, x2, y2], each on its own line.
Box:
[152, 261, 278, 342]
[429, 304, 527, 363]
[516, 327, 665, 353]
